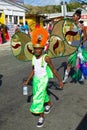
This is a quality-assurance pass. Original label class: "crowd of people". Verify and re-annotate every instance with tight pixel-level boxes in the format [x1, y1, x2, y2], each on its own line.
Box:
[0, 19, 53, 45]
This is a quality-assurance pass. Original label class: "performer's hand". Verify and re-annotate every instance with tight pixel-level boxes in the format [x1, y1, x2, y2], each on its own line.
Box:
[59, 81, 64, 89]
[23, 80, 28, 86]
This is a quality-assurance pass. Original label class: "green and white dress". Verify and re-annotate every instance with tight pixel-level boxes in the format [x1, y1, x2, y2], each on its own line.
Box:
[30, 54, 53, 114]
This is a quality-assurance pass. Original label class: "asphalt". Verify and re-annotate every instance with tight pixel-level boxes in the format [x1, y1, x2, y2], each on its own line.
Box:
[0, 41, 87, 130]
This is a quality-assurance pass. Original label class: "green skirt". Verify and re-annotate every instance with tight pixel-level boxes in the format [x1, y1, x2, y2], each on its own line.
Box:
[30, 75, 50, 114]
[68, 51, 77, 67]
[68, 48, 87, 81]
[68, 48, 87, 67]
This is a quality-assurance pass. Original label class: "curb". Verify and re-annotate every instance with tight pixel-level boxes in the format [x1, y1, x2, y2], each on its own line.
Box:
[0, 41, 11, 48]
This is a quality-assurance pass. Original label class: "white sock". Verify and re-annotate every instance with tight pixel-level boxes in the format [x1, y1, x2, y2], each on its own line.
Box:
[63, 70, 69, 82]
[81, 74, 84, 80]
[65, 70, 69, 76]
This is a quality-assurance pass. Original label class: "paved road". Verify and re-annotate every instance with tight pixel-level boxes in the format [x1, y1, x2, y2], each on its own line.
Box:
[0, 42, 87, 130]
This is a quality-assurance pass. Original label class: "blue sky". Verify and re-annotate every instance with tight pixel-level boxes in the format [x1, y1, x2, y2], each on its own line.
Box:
[24, 0, 87, 6]
[24, 0, 70, 6]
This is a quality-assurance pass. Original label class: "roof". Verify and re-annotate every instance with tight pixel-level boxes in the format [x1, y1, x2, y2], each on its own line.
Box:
[43, 9, 87, 20]
[1, 0, 29, 12]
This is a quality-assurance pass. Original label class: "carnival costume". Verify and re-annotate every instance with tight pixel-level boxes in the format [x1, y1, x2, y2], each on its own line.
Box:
[11, 15, 87, 83]
[66, 22, 87, 81]
[68, 46, 87, 81]
[31, 53, 53, 113]
[25, 27, 53, 114]
[11, 18, 81, 60]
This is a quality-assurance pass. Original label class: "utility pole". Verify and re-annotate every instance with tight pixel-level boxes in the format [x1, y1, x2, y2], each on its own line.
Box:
[61, 0, 67, 18]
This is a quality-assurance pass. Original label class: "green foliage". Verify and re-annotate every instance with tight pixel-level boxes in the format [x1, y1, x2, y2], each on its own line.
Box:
[25, 2, 84, 14]
[70, 0, 87, 4]
[69, 2, 82, 10]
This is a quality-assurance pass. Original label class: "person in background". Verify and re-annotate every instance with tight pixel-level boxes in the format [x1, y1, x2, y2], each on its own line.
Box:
[24, 21, 29, 34]
[43, 22, 47, 30]
[5, 25, 10, 41]
[78, 20, 85, 48]
[47, 22, 53, 35]
[35, 22, 40, 28]
[63, 9, 87, 83]
[15, 24, 21, 33]
[20, 23, 25, 33]
[1, 25, 6, 43]
[0, 27, 2, 44]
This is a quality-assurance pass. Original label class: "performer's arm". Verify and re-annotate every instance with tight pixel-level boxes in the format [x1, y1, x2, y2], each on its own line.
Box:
[45, 56, 64, 88]
[23, 66, 34, 85]
[81, 26, 87, 43]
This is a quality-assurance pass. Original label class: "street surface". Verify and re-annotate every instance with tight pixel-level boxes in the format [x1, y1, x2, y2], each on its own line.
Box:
[0, 42, 87, 130]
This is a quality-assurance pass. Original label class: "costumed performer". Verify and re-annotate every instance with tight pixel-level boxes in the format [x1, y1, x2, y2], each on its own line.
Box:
[23, 27, 64, 128]
[63, 9, 87, 83]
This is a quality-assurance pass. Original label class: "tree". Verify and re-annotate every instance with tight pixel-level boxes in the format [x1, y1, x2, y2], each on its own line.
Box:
[70, 0, 87, 4]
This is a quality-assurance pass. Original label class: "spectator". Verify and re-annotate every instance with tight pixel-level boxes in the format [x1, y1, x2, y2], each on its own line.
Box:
[35, 22, 40, 28]
[24, 21, 29, 34]
[0, 27, 2, 44]
[47, 22, 53, 35]
[20, 23, 25, 33]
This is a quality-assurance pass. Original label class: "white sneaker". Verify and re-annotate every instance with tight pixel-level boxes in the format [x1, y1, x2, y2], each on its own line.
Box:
[44, 105, 51, 114]
[79, 75, 84, 82]
[36, 117, 45, 127]
[62, 75, 68, 83]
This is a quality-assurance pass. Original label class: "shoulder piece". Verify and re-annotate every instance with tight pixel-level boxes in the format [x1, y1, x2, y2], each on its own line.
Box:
[32, 55, 36, 66]
[41, 54, 48, 67]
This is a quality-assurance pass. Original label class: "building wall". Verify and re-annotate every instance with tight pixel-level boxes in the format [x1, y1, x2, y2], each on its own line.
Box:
[10, 0, 24, 4]
[0, 0, 27, 40]
[0, 1, 26, 25]
[81, 14, 87, 30]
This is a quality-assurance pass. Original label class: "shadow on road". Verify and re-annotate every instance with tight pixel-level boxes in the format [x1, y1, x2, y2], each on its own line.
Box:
[57, 61, 67, 72]
[0, 74, 3, 86]
[76, 113, 87, 130]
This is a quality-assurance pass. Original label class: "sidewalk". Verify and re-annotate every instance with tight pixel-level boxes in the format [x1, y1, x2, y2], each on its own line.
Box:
[0, 41, 11, 51]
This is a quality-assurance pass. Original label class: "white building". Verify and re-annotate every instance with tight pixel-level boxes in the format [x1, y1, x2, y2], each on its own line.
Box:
[0, 0, 29, 25]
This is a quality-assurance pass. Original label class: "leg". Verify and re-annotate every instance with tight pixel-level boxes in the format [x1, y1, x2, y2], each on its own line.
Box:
[37, 113, 45, 127]
[37, 97, 52, 127]
[46, 101, 51, 106]
[44, 100, 52, 114]
[31, 75, 48, 127]
[79, 74, 85, 82]
[30, 75, 49, 113]
[63, 64, 72, 83]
